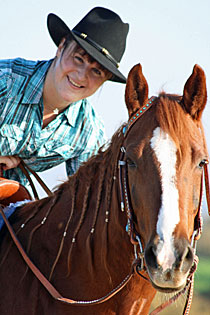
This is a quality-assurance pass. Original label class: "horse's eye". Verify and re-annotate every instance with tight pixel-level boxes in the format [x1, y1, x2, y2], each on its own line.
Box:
[199, 159, 209, 169]
[126, 157, 136, 168]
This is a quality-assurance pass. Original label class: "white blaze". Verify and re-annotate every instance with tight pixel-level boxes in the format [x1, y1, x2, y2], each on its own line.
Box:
[150, 127, 180, 271]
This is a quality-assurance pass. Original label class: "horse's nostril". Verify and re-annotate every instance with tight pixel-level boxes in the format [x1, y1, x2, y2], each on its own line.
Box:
[182, 246, 194, 269]
[145, 244, 159, 269]
[185, 246, 193, 261]
[175, 245, 194, 273]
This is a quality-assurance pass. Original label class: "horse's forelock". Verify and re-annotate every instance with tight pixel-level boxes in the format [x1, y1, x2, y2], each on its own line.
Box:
[155, 93, 203, 158]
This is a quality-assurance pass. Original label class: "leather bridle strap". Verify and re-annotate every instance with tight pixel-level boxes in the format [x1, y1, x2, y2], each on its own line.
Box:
[0, 205, 134, 305]
[204, 163, 210, 215]
[19, 160, 53, 199]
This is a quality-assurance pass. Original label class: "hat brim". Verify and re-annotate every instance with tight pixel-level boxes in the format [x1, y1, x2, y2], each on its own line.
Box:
[47, 13, 126, 83]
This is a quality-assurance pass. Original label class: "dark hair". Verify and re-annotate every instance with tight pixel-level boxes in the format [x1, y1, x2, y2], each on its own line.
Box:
[62, 35, 113, 80]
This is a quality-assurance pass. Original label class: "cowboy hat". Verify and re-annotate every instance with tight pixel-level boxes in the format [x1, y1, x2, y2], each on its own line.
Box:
[47, 7, 129, 83]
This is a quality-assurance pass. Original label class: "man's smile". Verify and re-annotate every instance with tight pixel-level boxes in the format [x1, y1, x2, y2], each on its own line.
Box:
[67, 76, 84, 88]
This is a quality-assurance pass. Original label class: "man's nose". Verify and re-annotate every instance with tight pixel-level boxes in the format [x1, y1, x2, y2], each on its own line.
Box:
[77, 65, 88, 80]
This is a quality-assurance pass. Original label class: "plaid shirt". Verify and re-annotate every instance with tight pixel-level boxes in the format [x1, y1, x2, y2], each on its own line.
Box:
[0, 58, 106, 186]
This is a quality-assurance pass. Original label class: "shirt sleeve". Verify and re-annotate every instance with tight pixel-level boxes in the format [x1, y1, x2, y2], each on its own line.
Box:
[66, 152, 93, 176]
[0, 64, 12, 154]
[0, 65, 11, 107]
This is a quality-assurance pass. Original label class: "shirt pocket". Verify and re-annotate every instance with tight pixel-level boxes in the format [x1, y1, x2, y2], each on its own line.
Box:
[43, 141, 75, 159]
[0, 124, 25, 154]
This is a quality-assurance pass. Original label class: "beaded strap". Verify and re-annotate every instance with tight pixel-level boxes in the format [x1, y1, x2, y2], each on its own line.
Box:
[123, 97, 156, 137]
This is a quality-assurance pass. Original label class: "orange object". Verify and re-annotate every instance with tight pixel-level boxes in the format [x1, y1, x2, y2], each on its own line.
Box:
[0, 177, 32, 206]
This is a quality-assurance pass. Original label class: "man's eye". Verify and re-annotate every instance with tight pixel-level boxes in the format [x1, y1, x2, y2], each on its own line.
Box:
[92, 68, 102, 76]
[74, 55, 83, 63]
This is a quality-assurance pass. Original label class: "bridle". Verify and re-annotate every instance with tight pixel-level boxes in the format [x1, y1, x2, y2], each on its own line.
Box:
[117, 97, 158, 276]
[117, 96, 210, 314]
[0, 97, 209, 314]
[118, 96, 210, 267]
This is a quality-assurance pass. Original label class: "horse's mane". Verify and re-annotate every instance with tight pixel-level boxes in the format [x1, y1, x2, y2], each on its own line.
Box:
[50, 126, 126, 278]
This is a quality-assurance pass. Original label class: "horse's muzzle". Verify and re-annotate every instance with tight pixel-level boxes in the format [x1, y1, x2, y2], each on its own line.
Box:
[144, 236, 194, 292]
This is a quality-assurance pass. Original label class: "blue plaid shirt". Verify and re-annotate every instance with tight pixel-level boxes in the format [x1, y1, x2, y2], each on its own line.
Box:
[0, 58, 106, 186]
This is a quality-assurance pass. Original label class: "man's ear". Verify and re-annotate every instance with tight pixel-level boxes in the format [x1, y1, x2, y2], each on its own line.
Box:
[56, 38, 66, 58]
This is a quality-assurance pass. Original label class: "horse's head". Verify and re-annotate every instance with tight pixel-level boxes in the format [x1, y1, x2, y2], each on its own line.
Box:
[124, 64, 208, 292]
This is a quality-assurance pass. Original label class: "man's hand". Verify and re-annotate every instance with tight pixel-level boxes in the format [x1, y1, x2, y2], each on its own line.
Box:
[0, 156, 21, 170]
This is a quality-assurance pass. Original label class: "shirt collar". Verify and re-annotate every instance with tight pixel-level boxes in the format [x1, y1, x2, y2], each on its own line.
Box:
[22, 59, 53, 104]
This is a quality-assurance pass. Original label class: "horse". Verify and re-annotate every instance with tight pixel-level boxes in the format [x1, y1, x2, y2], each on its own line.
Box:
[0, 63, 208, 315]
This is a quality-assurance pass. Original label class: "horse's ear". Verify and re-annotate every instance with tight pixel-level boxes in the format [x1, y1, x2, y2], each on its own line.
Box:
[182, 64, 207, 121]
[125, 64, 149, 118]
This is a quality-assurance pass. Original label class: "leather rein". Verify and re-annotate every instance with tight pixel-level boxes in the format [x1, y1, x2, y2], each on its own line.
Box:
[0, 97, 210, 312]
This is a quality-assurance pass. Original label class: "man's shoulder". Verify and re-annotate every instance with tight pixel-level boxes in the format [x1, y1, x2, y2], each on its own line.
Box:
[0, 58, 47, 77]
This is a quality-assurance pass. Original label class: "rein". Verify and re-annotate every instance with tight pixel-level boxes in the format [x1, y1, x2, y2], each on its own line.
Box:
[19, 160, 53, 199]
[0, 97, 210, 312]
[0, 205, 134, 305]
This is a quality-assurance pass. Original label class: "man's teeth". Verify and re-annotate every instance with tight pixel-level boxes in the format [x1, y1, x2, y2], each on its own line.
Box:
[69, 77, 82, 88]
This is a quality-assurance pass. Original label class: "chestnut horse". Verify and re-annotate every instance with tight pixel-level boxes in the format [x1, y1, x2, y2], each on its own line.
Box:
[0, 63, 208, 315]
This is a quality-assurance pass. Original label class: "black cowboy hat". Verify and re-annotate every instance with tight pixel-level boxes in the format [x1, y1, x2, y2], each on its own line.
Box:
[47, 7, 129, 83]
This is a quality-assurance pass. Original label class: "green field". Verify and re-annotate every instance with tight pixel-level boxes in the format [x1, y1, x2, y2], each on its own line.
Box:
[194, 258, 210, 297]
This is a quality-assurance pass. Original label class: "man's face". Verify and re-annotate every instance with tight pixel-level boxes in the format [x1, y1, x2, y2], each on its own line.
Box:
[51, 40, 109, 104]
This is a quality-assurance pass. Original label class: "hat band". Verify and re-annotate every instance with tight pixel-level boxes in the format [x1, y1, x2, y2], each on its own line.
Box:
[72, 30, 120, 68]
